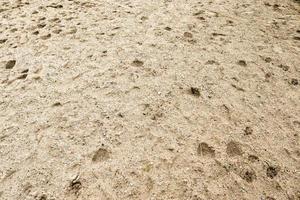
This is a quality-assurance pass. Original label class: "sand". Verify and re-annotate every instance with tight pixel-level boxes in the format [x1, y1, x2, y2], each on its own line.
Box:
[0, 0, 300, 199]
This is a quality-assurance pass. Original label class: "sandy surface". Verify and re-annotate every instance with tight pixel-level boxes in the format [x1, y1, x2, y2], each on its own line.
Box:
[0, 0, 300, 199]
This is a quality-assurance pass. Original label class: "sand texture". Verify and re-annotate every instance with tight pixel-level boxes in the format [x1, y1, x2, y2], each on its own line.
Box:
[0, 0, 300, 199]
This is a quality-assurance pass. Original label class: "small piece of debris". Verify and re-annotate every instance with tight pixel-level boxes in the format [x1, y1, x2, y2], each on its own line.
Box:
[132, 59, 144, 67]
[190, 87, 200, 97]
[5, 60, 16, 69]
[237, 60, 247, 66]
[164, 27, 172, 31]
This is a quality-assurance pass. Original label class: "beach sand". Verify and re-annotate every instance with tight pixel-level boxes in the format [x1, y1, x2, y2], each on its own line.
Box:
[0, 0, 300, 199]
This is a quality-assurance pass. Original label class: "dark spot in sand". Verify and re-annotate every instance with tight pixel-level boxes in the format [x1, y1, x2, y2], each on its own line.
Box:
[226, 141, 243, 157]
[248, 155, 259, 162]
[47, 4, 63, 8]
[132, 59, 144, 67]
[290, 78, 298, 86]
[21, 69, 29, 73]
[5, 60, 16, 69]
[267, 166, 279, 178]
[11, 28, 18, 33]
[69, 178, 82, 195]
[190, 87, 200, 97]
[164, 27, 172, 31]
[265, 72, 272, 79]
[0, 39, 7, 44]
[212, 32, 226, 36]
[40, 34, 51, 40]
[32, 31, 39, 35]
[141, 16, 148, 21]
[17, 74, 27, 79]
[37, 23, 46, 28]
[184, 32, 193, 38]
[53, 29, 62, 34]
[264, 57, 272, 63]
[241, 169, 256, 183]
[237, 60, 247, 66]
[197, 142, 215, 157]
[92, 148, 110, 162]
[293, 36, 300, 41]
[231, 84, 245, 92]
[205, 60, 219, 65]
[278, 64, 289, 71]
[52, 102, 62, 107]
[39, 194, 47, 200]
[266, 196, 276, 200]
[193, 10, 204, 16]
[244, 127, 253, 135]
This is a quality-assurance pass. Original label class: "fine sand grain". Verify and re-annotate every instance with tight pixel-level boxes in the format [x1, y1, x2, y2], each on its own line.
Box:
[0, 0, 300, 199]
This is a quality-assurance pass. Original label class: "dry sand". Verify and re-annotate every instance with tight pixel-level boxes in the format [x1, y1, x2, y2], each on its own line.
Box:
[0, 0, 300, 199]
